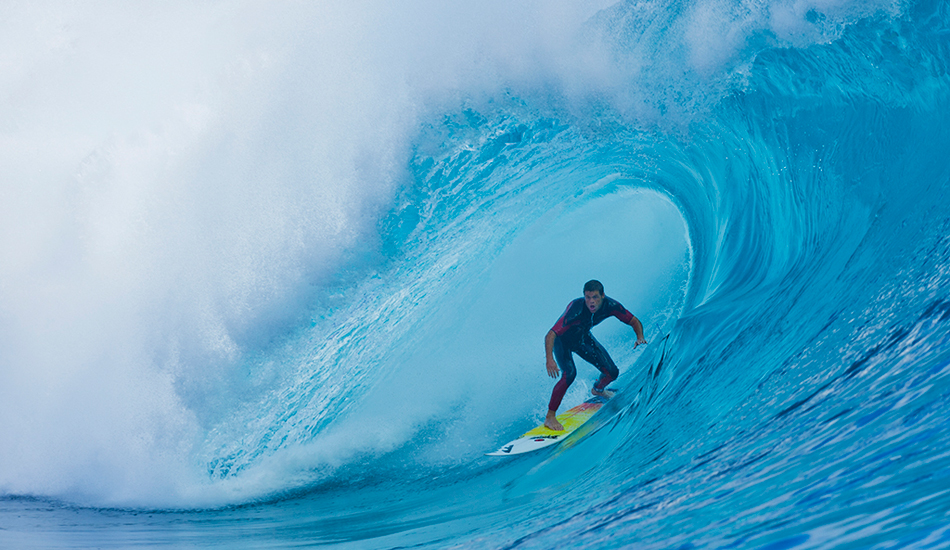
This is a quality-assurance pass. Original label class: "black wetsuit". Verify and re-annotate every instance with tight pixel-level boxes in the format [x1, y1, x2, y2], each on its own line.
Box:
[548, 296, 634, 411]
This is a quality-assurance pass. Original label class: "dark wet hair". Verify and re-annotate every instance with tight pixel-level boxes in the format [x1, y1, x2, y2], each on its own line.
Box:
[583, 279, 605, 295]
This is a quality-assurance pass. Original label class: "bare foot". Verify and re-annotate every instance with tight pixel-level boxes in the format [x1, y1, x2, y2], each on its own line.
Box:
[592, 388, 615, 399]
[544, 410, 564, 431]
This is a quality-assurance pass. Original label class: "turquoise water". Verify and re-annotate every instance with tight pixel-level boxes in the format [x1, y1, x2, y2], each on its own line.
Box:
[2, 0, 950, 548]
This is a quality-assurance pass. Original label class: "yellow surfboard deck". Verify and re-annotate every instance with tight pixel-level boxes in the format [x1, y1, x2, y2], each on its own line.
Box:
[487, 394, 611, 456]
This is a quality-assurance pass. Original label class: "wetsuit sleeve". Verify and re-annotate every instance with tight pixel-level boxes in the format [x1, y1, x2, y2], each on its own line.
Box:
[550, 300, 578, 336]
[608, 299, 635, 324]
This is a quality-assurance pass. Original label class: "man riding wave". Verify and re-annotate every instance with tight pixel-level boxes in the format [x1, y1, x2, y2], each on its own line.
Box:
[543, 280, 647, 431]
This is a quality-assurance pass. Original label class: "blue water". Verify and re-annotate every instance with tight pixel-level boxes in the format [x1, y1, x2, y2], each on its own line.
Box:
[2, 0, 950, 548]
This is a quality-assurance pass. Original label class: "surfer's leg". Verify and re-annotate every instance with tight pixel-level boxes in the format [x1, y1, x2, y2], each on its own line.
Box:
[547, 337, 576, 413]
[575, 334, 619, 393]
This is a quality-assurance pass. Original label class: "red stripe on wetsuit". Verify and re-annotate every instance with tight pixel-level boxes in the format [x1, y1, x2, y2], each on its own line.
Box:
[550, 297, 633, 341]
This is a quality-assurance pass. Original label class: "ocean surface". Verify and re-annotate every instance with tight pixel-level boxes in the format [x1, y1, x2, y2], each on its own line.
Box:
[2, 0, 950, 548]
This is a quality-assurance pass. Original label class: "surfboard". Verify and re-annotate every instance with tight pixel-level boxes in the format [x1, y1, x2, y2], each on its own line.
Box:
[487, 393, 612, 456]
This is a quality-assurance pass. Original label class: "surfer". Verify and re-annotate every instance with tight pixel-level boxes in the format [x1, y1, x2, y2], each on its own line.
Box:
[544, 280, 647, 431]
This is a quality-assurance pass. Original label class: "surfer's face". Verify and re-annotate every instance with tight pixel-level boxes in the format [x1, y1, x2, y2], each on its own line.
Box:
[584, 290, 603, 313]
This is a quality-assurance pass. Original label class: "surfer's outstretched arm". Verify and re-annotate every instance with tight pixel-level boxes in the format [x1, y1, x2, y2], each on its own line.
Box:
[629, 315, 647, 347]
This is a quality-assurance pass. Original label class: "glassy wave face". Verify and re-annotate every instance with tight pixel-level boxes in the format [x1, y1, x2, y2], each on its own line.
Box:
[2, 0, 950, 548]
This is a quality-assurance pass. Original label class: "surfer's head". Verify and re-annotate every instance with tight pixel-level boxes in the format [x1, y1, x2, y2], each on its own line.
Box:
[583, 280, 604, 313]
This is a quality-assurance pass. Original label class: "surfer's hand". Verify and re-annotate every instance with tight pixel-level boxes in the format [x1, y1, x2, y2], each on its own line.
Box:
[634, 337, 648, 348]
[546, 357, 560, 378]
